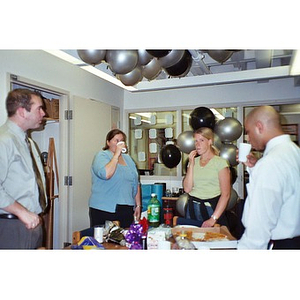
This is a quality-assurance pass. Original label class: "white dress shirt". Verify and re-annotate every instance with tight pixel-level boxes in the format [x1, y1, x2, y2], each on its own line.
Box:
[0, 120, 45, 214]
[238, 134, 300, 249]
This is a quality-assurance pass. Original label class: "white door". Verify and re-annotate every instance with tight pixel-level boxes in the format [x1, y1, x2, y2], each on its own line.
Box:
[67, 96, 112, 242]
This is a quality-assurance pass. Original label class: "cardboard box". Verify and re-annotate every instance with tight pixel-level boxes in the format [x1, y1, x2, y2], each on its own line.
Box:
[44, 98, 59, 119]
[171, 226, 237, 249]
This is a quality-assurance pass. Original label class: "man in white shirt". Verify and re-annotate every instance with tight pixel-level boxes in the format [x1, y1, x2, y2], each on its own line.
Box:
[238, 106, 300, 249]
[0, 89, 47, 249]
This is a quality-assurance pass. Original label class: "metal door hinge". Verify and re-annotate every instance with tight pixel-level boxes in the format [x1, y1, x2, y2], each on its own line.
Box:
[64, 110, 73, 120]
[64, 176, 73, 186]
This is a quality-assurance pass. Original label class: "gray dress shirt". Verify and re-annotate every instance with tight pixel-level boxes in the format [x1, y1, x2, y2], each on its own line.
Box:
[0, 120, 45, 214]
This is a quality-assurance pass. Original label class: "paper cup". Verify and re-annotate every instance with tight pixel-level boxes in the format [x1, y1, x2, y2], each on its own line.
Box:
[117, 141, 127, 153]
[94, 225, 104, 243]
[238, 143, 251, 162]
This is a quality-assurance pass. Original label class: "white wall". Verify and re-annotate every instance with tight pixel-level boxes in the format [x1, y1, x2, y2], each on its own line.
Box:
[0, 50, 124, 125]
[123, 77, 300, 111]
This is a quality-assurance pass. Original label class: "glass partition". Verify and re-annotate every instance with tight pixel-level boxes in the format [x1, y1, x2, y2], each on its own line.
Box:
[129, 107, 239, 177]
[129, 111, 177, 176]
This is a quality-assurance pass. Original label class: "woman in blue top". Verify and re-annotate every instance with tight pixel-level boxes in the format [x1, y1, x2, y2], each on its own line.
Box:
[89, 129, 141, 228]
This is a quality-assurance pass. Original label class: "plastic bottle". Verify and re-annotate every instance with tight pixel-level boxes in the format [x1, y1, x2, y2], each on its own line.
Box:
[147, 193, 161, 227]
[175, 232, 196, 250]
[163, 200, 173, 227]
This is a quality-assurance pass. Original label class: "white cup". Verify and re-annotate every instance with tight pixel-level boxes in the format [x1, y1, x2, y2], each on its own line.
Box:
[94, 225, 104, 243]
[238, 143, 252, 162]
[117, 141, 127, 153]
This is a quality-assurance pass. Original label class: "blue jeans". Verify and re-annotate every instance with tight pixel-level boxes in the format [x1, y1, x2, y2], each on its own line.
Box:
[176, 194, 228, 227]
[186, 199, 214, 223]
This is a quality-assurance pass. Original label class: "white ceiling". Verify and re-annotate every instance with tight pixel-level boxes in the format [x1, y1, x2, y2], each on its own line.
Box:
[61, 49, 295, 92]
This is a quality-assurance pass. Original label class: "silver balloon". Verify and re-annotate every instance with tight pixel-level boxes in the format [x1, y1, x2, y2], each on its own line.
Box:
[214, 117, 243, 142]
[158, 50, 185, 68]
[177, 131, 195, 154]
[213, 133, 223, 150]
[77, 50, 106, 65]
[137, 49, 153, 65]
[219, 143, 238, 166]
[142, 58, 162, 80]
[226, 188, 239, 211]
[106, 50, 138, 74]
[207, 50, 234, 64]
[176, 193, 188, 217]
[117, 66, 143, 86]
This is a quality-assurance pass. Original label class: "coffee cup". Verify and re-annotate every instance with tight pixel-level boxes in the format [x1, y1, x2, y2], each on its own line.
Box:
[238, 143, 252, 162]
[117, 141, 127, 153]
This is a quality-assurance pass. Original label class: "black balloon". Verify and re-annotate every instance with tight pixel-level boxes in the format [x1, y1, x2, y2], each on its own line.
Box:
[146, 50, 171, 57]
[165, 50, 192, 77]
[160, 144, 181, 169]
[189, 107, 216, 130]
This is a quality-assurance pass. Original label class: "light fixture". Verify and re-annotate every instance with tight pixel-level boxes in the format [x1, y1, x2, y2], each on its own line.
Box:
[44, 50, 83, 65]
[80, 65, 136, 91]
[290, 49, 300, 75]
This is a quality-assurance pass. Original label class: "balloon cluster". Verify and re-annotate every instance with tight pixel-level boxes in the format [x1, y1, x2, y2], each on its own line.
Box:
[214, 117, 243, 167]
[159, 106, 242, 178]
[177, 106, 242, 170]
[77, 50, 193, 86]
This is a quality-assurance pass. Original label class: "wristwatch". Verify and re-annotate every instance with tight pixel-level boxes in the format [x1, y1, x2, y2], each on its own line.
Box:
[211, 214, 218, 221]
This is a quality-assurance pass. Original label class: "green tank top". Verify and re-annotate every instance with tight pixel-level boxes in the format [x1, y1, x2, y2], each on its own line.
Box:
[189, 155, 229, 199]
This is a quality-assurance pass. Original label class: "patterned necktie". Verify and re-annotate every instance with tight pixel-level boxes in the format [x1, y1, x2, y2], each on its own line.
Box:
[25, 136, 47, 212]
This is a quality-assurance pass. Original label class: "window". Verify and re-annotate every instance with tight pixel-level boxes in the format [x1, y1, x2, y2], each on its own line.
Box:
[129, 111, 177, 176]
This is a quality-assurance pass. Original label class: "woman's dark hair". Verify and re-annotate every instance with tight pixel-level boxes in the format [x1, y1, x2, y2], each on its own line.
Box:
[6, 89, 43, 117]
[103, 129, 127, 150]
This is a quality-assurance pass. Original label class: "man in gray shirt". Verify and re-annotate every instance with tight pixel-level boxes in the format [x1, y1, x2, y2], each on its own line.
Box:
[0, 89, 47, 249]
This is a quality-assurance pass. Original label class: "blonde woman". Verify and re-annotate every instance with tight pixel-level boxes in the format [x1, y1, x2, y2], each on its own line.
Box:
[182, 127, 231, 227]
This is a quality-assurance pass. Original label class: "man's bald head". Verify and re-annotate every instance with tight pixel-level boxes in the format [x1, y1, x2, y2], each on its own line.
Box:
[245, 106, 284, 151]
[246, 106, 281, 130]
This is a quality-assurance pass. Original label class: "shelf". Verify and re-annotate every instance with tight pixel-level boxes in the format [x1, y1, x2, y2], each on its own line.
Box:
[44, 118, 59, 123]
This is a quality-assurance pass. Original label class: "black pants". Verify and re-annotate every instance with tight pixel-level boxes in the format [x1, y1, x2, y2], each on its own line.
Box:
[0, 219, 43, 249]
[270, 236, 300, 249]
[89, 205, 134, 228]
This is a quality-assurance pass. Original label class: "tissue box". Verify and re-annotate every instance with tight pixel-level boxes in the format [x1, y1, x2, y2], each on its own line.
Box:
[147, 227, 172, 250]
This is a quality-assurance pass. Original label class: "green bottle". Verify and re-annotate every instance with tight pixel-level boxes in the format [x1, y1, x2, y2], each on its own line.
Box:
[147, 193, 161, 227]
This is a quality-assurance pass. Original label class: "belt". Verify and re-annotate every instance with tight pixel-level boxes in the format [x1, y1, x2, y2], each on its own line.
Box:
[0, 213, 18, 219]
